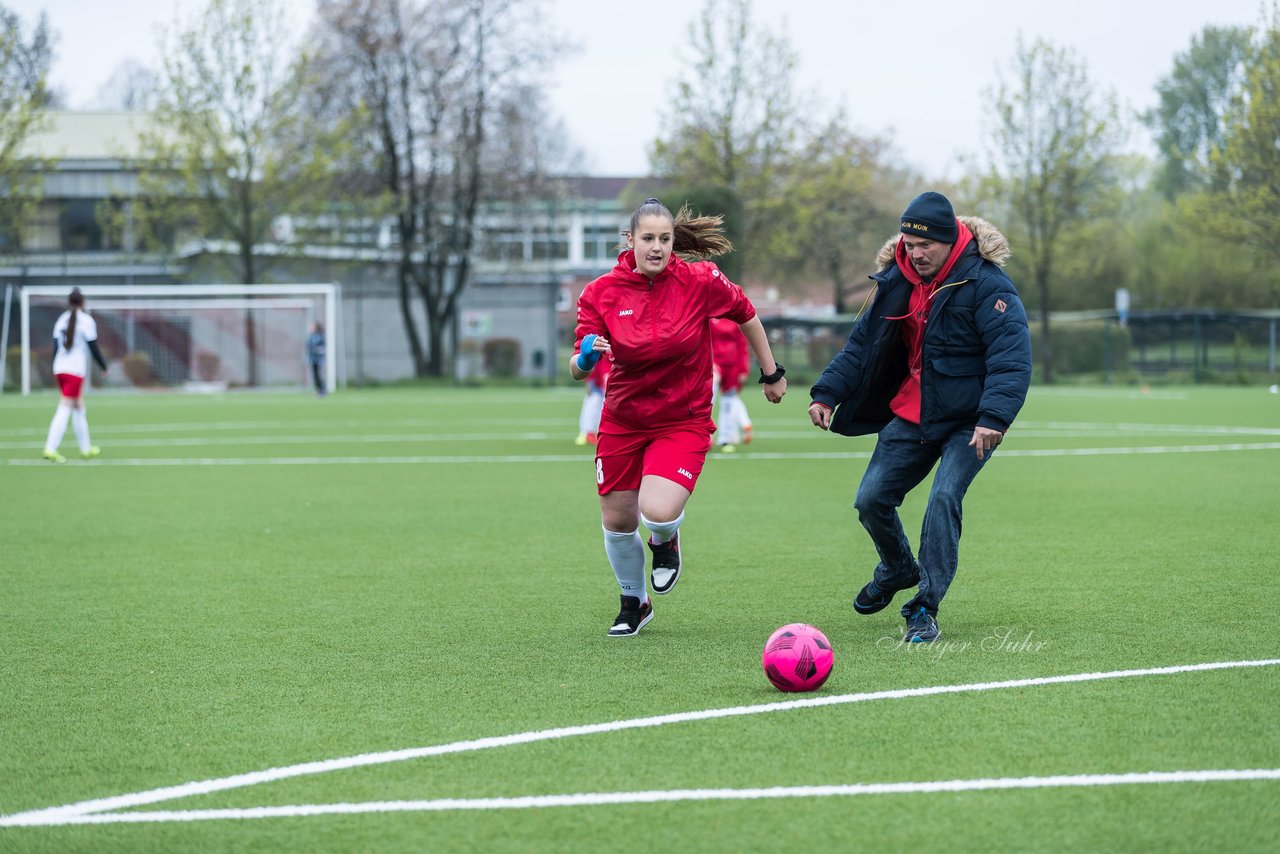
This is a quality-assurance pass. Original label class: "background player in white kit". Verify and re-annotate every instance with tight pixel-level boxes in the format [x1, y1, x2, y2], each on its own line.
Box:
[43, 288, 109, 462]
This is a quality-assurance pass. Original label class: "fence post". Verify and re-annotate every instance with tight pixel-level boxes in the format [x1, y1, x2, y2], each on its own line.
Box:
[1271, 318, 1277, 376]
[1193, 315, 1203, 384]
[1103, 320, 1111, 385]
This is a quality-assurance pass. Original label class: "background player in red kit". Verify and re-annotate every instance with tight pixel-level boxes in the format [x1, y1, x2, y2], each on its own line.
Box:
[574, 354, 612, 446]
[571, 198, 787, 637]
[710, 316, 753, 452]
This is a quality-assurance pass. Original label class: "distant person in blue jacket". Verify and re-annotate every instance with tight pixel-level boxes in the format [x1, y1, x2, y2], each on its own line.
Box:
[306, 322, 326, 396]
[808, 191, 1032, 644]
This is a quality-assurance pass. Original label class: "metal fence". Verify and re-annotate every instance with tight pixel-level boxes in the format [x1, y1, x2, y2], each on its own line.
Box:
[762, 309, 1280, 385]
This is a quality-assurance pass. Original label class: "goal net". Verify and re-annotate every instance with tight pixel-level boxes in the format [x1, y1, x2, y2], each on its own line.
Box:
[18, 284, 340, 394]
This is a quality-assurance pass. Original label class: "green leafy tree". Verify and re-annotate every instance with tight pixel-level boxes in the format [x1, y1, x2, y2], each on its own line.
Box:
[1144, 25, 1252, 200]
[1129, 197, 1260, 310]
[761, 113, 911, 313]
[1189, 3, 1280, 302]
[0, 6, 52, 248]
[980, 37, 1126, 383]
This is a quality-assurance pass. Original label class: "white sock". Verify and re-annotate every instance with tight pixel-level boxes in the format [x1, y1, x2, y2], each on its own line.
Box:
[603, 527, 646, 601]
[718, 390, 741, 443]
[579, 389, 603, 434]
[72, 408, 92, 453]
[45, 402, 72, 451]
[642, 511, 684, 546]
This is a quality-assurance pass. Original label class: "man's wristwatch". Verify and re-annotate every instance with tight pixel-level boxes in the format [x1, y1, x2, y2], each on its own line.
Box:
[758, 362, 786, 384]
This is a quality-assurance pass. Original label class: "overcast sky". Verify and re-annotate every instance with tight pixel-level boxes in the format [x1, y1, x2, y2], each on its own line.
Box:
[8, 0, 1269, 181]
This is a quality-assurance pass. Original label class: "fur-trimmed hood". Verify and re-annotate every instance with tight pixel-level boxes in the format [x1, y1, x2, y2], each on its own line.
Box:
[874, 215, 1010, 270]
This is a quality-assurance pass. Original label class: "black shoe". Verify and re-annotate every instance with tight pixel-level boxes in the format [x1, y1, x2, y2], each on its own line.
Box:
[648, 534, 681, 595]
[854, 580, 898, 615]
[853, 571, 919, 615]
[607, 595, 653, 638]
[904, 607, 940, 643]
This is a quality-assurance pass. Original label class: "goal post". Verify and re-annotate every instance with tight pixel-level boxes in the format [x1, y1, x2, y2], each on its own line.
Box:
[19, 283, 340, 395]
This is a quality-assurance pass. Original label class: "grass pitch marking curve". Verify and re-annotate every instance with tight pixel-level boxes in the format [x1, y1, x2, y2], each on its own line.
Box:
[2, 658, 1277, 827]
[7, 770, 1280, 825]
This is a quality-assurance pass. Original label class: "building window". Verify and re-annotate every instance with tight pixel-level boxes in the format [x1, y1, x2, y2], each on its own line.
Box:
[530, 227, 568, 261]
[61, 199, 106, 251]
[583, 225, 620, 260]
[21, 201, 61, 251]
[481, 226, 526, 262]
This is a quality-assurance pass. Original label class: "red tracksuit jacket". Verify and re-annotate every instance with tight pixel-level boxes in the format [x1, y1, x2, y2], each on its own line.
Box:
[575, 251, 756, 431]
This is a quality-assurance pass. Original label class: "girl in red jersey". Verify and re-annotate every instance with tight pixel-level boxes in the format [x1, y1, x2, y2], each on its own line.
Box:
[571, 198, 787, 637]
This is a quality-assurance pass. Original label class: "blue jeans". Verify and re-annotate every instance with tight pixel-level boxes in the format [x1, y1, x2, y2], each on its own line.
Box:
[854, 417, 994, 617]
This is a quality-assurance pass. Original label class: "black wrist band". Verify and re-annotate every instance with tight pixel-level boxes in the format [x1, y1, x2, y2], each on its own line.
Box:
[758, 362, 786, 384]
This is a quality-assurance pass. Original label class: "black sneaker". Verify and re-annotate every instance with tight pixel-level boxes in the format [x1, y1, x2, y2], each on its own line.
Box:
[853, 571, 919, 615]
[853, 580, 898, 615]
[904, 607, 940, 643]
[606, 595, 653, 638]
[648, 534, 681, 595]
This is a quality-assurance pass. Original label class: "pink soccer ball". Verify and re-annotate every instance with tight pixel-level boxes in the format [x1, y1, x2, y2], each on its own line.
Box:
[762, 623, 834, 692]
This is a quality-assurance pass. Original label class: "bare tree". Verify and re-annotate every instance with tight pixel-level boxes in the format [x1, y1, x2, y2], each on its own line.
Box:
[138, 0, 337, 286]
[91, 59, 161, 111]
[311, 0, 567, 377]
[130, 0, 343, 384]
[981, 38, 1125, 383]
[650, 0, 808, 274]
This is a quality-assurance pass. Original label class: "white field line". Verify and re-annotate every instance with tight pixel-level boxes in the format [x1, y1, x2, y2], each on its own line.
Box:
[0, 432, 571, 449]
[3, 658, 1276, 828]
[6, 442, 1280, 466]
[6, 770, 1279, 826]
[6, 423, 1280, 449]
[1027, 388, 1191, 400]
[1019, 420, 1280, 436]
[0, 417, 579, 438]
[1, 418, 1273, 441]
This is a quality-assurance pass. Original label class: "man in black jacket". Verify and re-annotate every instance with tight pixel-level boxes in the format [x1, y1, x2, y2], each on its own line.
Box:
[808, 192, 1032, 643]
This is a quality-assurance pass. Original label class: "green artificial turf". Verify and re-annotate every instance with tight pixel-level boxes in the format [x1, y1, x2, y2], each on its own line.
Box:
[1, 383, 1277, 852]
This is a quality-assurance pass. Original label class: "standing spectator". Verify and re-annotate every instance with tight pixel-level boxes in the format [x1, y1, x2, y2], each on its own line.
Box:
[710, 316, 753, 451]
[572, 198, 787, 637]
[42, 288, 108, 462]
[306, 322, 327, 396]
[575, 355, 613, 446]
[808, 191, 1032, 643]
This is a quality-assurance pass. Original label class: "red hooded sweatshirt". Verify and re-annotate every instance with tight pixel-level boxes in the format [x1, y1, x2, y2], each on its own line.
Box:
[575, 251, 756, 431]
[888, 221, 974, 424]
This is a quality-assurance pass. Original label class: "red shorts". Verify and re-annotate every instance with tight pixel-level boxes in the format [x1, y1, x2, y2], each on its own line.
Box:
[56, 373, 85, 398]
[594, 414, 713, 496]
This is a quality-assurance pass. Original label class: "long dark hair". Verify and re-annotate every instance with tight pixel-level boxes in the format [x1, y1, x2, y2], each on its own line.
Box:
[63, 288, 84, 351]
[625, 198, 735, 260]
